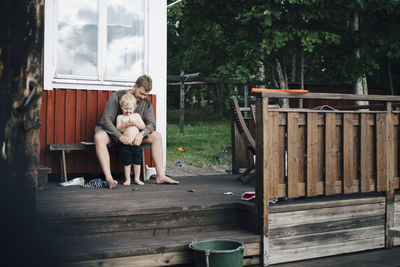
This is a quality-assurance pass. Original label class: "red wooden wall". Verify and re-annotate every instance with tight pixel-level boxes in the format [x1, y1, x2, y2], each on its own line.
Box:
[39, 89, 156, 175]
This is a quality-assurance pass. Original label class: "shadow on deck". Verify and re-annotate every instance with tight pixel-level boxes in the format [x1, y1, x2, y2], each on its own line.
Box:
[35, 174, 261, 266]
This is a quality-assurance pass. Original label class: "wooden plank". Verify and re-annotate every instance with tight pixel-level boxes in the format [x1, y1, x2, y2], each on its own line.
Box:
[65, 89, 77, 172]
[317, 114, 325, 190]
[268, 112, 280, 199]
[325, 113, 339, 195]
[231, 108, 239, 174]
[86, 90, 98, 141]
[39, 91, 47, 165]
[54, 89, 66, 144]
[97, 90, 108, 122]
[75, 90, 85, 172]
[269, 225, 384, 251]
[86, 90, 98, 172]
[255, 97, 269, 266]
[307, 113, 319, 196]
[385, 103, 395, 248]
[360, 113, 373, 192]
[59, 249, 260, 267]
[287, 113, 301, 198]
[376, 113, 387, 192]
[45, 90, 56, 170]
[269, 203, 385, 227]
[259, 91, 400, 101]
[394, 117, 399, 186]
[143, 95, 156, 167]
[59, 251, 193, 267]
[268, 237, 384, 265]
[270, 196, 385, 214]
[79, 90, 88, 141]
[269, 215, 384, 238]
[45, 209, 240, 236]
[278, 119, 286, 186]
[343, 114, 355, 193]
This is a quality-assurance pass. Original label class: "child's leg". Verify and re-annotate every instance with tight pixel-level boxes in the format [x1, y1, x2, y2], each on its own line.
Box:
[123, 164, 132, 185]
[133, 164, 144, 185]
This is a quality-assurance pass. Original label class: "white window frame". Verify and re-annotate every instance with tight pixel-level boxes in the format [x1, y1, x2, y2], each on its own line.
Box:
[44, 0, 149, 91]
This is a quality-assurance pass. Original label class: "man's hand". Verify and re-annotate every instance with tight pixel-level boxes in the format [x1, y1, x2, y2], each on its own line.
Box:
[119, 135, 133, 145]
[133, 132, 144, 146]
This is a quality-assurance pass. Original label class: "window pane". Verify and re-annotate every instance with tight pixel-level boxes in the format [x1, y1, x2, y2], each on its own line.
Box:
[106, 0, 145, 81]
[56, 0, 98, 78]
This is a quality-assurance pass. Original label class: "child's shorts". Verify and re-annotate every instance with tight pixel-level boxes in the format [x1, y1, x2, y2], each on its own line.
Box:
[120, 144, 143, 166]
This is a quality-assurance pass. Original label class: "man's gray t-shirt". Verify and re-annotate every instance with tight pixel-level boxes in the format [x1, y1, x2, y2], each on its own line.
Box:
[94, 90, 156, 142]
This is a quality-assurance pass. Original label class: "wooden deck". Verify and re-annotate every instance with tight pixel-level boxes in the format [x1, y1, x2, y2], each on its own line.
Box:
[35, 174, 260, 266]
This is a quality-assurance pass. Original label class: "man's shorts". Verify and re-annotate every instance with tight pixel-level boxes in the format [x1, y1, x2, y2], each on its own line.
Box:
[120, 144, 143, 166]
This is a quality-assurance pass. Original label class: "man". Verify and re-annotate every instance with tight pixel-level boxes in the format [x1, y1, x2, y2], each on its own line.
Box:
[94, 74, 179, 189]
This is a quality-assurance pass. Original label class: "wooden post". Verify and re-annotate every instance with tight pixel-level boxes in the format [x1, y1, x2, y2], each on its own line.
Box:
[231, 104, 239, 174]
[219, 81, 224, 112]
[179, 70, 185, 134]
[256, 96, 270, 266]
[385, 102, 395, 248]
[244, 84, 248, 118]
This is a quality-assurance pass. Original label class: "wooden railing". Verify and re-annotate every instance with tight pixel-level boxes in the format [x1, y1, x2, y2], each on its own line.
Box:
[257, 108, 399, 199]
[254, 92, 400, 264]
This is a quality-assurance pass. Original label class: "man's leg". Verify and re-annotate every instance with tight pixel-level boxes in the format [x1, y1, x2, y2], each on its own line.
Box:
[143, 131, 179, 184]
[94, 130, 118, 189]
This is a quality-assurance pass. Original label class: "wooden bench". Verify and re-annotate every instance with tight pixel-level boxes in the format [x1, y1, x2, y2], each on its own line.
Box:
[230, 97, 256, 184]
[49, 143, 150, 182]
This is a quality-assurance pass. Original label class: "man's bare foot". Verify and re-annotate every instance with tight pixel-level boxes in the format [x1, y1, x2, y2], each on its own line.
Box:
[123, 180, 131, 186]
[107, 179, 118, 189]
[134, 179, 144, 186]
[156, 175, 179, 185]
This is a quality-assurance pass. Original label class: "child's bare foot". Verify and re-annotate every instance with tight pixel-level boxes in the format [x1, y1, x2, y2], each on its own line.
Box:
[134, 179, 144, 186]
[106, 179, 118, 189]
[156, 175, 179, 185]
[123, 180, 131, 186]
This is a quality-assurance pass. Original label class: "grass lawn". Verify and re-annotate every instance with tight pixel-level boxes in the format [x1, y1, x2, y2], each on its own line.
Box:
[166, 109, 231, 166]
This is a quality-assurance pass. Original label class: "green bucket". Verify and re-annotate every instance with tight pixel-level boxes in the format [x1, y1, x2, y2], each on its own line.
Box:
[189, 239, 245, 267]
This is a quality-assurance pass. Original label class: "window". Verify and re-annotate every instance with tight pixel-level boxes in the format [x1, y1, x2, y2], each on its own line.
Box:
[45, 0, 148, 90]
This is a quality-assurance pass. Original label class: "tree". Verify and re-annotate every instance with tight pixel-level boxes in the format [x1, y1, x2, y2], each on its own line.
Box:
[0, 0, 51, 265]
[167, 0, 400, 111]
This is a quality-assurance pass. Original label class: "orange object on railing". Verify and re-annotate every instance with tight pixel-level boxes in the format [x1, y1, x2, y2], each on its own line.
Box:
[251, 88, 309, 93]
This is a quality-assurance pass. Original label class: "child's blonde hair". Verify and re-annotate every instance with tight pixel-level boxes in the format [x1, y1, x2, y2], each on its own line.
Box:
[120, 93, 137, 109]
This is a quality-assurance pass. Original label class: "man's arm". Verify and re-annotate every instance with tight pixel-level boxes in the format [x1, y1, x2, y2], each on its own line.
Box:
[132, 113, 145, 130]
[98, 93, 123, 142]
[132, 99, 156, 146]
[140, 99, 156, 137]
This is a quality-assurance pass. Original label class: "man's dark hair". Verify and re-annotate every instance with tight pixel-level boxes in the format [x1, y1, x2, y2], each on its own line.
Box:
[135, 75, 152, 92]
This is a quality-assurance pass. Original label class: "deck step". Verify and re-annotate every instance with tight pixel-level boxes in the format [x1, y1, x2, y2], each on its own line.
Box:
[53, 229, 261, 266]
[38, 204, 251, 239]
[389, 227, 400, 237]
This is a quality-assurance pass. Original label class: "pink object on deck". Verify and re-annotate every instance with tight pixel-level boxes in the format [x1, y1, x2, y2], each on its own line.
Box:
[241, 191, 255, 201]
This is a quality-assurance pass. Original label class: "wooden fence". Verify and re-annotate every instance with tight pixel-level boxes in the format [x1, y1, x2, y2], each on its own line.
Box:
[254, 92, 400, 265]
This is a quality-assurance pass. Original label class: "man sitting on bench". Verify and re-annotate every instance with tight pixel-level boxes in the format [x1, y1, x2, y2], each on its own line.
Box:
[94, 74, 179, 189]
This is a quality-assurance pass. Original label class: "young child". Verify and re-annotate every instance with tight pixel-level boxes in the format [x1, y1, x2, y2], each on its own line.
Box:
[116, 93, 146, 186]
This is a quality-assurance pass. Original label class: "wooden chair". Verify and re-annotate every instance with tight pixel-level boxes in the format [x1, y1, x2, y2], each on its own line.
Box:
[230, 97, 256, 184]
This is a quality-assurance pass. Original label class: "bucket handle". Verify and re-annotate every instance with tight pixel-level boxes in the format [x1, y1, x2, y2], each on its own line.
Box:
[205, 250, 210, 267]
[190, 240, 210, 267]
